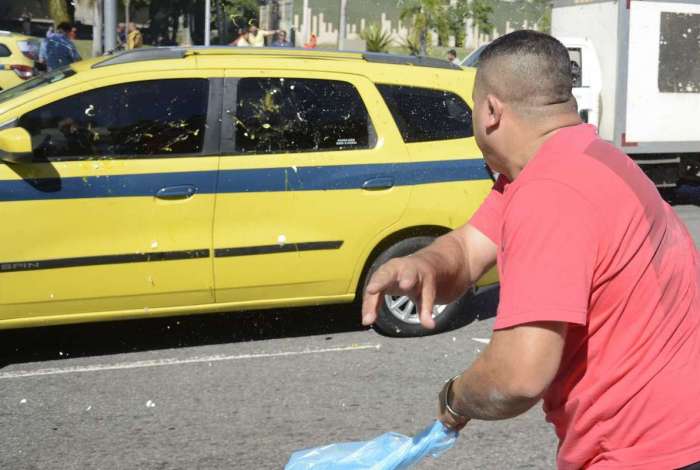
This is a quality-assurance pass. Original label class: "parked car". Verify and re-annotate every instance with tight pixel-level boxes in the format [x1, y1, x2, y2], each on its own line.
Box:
[0, 47, 497, 336]
[0, 30, 39, 91]
[460, 44, 487, 68]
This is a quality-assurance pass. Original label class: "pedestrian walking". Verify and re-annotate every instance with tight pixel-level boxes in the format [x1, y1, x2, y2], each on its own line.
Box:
[363, 30, 700, 469]
[127, 22, 143, 50]
[45, 22, 81, 71]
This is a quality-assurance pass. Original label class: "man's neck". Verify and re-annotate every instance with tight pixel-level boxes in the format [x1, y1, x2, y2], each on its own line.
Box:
[505, 116, 582, 180]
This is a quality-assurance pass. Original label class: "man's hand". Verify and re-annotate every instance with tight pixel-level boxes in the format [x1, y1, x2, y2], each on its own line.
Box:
[361, 224, 498, 330]
[362, 254, 440, 329]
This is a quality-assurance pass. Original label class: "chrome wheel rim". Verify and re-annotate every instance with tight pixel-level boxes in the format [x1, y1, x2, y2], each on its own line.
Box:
[384, 295, 447, 325]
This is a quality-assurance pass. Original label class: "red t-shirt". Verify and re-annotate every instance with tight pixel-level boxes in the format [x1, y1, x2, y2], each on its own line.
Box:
[470, 124, 700, 469]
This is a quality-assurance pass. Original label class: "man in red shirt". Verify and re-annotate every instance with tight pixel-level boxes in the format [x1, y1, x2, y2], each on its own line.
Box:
[362, 30, 700, 469]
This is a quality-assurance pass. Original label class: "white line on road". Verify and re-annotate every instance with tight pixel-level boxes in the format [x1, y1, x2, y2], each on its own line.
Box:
[0, 343, 382, 380]
[472, 338, 491, 344]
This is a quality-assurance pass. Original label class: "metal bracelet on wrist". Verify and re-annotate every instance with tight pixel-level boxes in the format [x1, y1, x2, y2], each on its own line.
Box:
[443, 374, 469, 421]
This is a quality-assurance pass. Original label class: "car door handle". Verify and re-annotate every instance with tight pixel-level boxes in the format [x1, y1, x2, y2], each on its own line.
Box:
[156, 185, 197, 199]
[362, 177, 394, 191]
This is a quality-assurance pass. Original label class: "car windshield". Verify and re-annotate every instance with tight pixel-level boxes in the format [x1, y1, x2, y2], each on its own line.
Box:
[0, 67, 76, 105]
[461, 45, 486, 67]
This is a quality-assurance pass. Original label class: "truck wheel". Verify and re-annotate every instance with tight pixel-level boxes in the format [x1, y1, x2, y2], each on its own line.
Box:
[364, 236, 470, 337]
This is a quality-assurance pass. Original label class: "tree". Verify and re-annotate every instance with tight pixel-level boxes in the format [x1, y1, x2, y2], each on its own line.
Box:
[400, 0, 447, 56]
[49, 0, 71, 25]
[470, 0, 494, 36]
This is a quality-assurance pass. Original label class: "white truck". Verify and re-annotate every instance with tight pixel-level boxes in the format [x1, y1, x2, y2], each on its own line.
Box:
[551, 0, 700, 188]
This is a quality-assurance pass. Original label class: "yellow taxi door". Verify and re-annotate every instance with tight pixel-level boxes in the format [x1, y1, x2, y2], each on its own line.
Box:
[213, 72, 409, 305]
[0, 73, 222, 327]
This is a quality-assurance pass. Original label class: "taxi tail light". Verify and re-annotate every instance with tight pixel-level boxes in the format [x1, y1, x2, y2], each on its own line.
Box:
[10, 64, 34, 80]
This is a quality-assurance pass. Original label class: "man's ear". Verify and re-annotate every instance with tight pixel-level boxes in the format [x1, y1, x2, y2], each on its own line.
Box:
[486, 94, 504, 129]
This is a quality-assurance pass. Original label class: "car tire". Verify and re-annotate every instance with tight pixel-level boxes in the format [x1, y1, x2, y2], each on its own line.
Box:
[364, 236, 471, 337]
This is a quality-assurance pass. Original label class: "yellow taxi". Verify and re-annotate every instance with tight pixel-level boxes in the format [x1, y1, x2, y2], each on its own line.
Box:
[0, 47, 497, 336]
[0, 31, 38, 91]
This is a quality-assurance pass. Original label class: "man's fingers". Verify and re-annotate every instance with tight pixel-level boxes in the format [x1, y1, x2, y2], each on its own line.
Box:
[418, 274, 437, 329]
[361, 291, 380, 326]
[362, 263, 400, 325]
[364, 263, 399, 295]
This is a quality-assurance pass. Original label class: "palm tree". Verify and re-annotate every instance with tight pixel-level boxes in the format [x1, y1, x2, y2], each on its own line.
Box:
[399, 0, 447, 56]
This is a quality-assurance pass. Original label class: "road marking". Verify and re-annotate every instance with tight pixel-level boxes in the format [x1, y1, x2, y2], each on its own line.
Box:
[0, 343, 382, 380]
[472, 338, 491, 344]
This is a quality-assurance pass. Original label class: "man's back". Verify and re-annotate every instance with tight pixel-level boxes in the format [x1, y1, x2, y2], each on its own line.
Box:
[514, 124, 700, 468]
[46, 34, 79, 71]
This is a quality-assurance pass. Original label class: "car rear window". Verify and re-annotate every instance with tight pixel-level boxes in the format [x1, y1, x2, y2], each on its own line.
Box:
[377, 84, 473, 143]
[0, 44, 10, 58]
[233, 77, 375, 154]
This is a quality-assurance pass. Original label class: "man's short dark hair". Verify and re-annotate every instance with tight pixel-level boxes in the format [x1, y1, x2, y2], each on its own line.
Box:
[476, 30, 574, 110]
[448, 49, 457, 55]
[57, 22, 73, 33]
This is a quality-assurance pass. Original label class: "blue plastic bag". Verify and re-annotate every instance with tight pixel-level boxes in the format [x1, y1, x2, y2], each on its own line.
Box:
[285, 420, 458, 470]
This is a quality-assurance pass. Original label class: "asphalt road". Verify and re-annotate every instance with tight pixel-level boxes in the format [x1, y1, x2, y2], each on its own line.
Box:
[1, 186, 700, 470]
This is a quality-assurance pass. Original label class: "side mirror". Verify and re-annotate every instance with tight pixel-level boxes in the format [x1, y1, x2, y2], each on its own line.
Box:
[0, 127, 33, 164]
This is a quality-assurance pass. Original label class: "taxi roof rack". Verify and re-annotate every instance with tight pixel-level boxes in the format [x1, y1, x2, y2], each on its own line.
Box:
[92, 46, 460, 70]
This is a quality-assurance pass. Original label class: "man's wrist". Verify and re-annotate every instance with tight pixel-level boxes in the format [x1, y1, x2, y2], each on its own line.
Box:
[443, 375, 470, 421]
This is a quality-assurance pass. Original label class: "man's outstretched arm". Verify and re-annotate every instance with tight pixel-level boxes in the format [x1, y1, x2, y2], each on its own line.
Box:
[362, 223, 498, 329]
[439, 321, 567, 430]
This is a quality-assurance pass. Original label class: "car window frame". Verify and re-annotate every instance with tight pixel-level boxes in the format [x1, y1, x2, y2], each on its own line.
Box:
[16, 77, 223, 162]
[220, 75, 377, 157]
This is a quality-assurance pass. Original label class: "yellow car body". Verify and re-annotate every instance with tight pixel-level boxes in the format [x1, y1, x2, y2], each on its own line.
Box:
[0, 31, 38, 91]
[0, 47, 496, 335]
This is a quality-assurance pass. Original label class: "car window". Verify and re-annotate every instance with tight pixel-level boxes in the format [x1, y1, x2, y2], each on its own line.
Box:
[461, 45, 486, 67]
[0, 67, 76, 105]
[233, 77, 375, 154]
[377, 84, 473, 143]
[568, 48, 583, 88]
[19, 78, 209, 160]
[0, 44, 11, 58]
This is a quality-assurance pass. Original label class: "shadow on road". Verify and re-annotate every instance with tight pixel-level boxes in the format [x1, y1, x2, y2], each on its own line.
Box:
[0, 286, 500, 368]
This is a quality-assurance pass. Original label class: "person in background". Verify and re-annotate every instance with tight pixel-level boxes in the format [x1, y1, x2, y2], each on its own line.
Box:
[68, 26, 78, 41]
[447, 48, 460, 65]
[127, 22, 143, 50]
[45, 22, 81, 71]
[231, 28, 251, 47]
[271, 30, 293, 48]
[37, 26, 56, 72]
[116, 23, 127, 50]
[246, 21, 278, 47]
[303, 33, 317, 49]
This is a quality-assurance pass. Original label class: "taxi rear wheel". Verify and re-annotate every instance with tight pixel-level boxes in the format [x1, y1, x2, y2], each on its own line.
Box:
[364, 236, 470, 337]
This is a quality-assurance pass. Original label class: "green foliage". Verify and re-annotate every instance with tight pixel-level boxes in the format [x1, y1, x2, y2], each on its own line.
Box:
[399, 0, 446, 55]
[220, 0, 258, 29]
[470, 0, 495, 35]
[399, 35, 421, 56]
[360, 24, 393, 53]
